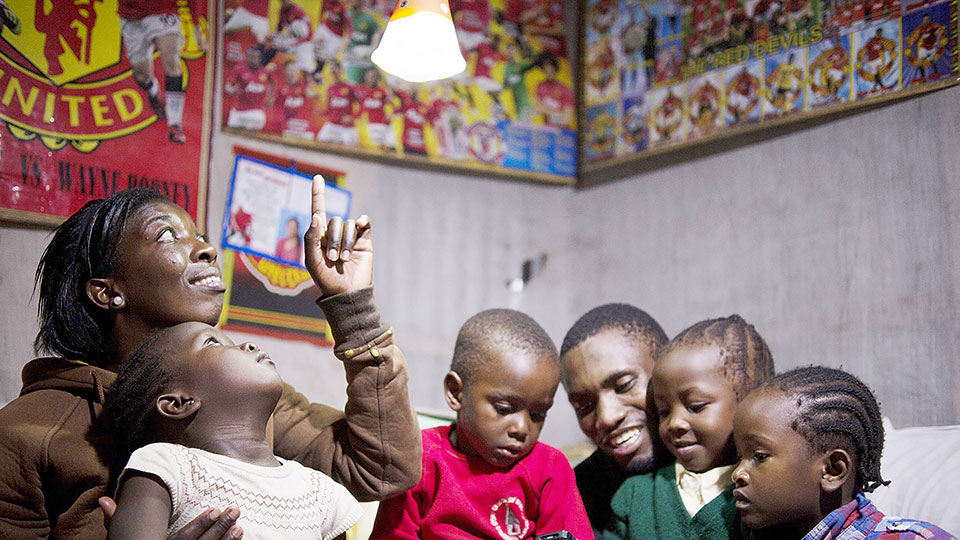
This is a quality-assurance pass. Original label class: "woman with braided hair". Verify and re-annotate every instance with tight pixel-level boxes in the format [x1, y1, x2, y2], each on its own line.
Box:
[731, 366, 957, 539]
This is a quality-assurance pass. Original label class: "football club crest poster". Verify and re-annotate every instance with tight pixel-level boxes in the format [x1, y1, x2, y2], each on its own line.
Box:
[581, 0, 958, 171]
[220, 0, 577, 183]
[0, 0, 213, 226]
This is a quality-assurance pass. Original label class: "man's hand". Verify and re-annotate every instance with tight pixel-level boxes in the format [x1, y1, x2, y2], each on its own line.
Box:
[304, 175, 373, 296]
[100, 497, 243, 540]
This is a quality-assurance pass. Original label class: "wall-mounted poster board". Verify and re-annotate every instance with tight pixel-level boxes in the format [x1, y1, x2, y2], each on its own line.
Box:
[0, 0, 213, 226]
[219, 150, 349, 347]
[222, 153, 350, 268]
[219, 0, 576, 184]
[579, 0, 958, 180]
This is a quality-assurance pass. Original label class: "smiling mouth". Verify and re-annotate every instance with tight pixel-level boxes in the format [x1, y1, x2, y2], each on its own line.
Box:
[606, 426, 642, 449]
[189, 273, 226, 291]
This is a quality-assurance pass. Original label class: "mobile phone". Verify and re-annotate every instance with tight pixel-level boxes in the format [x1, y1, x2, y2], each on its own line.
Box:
[536, 532, 579, 540]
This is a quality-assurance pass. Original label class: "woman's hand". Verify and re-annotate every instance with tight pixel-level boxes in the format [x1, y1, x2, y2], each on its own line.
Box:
[99, 496, 243, 540]
[304, 175, 373, 296]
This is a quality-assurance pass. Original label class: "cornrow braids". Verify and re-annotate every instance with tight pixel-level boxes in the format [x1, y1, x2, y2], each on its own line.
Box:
[452, 309, 557, 385]
[760, 366, 889, 494]
[660, 314, 774, 400]
[560, 303, 668, 358]
[105, 331, 175, 460]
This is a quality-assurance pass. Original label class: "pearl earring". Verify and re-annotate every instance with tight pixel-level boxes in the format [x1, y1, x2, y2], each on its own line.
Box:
[111, 297, 123, 307]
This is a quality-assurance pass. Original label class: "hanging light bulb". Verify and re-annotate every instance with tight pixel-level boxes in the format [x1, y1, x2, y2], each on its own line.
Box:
[370, 0, 466, 83]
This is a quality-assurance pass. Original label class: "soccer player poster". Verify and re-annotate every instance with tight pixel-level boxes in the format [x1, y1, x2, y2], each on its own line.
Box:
[853, 20, 901, 98]
[687, 71, 724, 140]
[579, 0, 957, 178]
[901, 3, 951, 87]
[584, 101, 617, 161]
[724, 60, 763, 125]
[764, 49, 806, 119]
[219, 0, 577, 183]
[807, 36, 852, 109]
[0, 0, 212, 225]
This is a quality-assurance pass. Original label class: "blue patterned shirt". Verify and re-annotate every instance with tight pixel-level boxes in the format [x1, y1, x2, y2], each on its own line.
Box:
[802, 494, 957, 540]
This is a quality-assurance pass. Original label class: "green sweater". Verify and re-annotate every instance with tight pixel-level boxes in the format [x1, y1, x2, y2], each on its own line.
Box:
[603, 464, 743, 540]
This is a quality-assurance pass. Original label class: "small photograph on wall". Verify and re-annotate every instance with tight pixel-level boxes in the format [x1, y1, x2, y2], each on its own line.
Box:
[584, 102, 618, 161]
[901, 2, 951, 87]
[854, 20, 901, 98]
[763, 49, 806, 119]
[806, 35, 853, 109]
[618, 95, 649, 153]
[724, 60, 763, 126]
[686, 71, 724, 140]
[648, 84, 686, 147]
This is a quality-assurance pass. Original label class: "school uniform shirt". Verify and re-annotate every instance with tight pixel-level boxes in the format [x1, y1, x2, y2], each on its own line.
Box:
[370, 425, 595, 540]
[604, 463, 742, 540]
[676, 463, 735, 517]
[120, 443, 362, 540]
[801, 494, 957, 540]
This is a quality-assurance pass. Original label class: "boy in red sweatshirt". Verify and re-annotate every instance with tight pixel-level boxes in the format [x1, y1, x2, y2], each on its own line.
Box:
[371, 309, 594, 540]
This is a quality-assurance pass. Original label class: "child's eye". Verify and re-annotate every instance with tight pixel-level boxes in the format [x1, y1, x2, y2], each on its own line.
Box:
[687, 403, 707, 413]
[493, 403, 513, 416]
[754, 452, 769, 463]
[203, 336, 220, 347]
[657, 407, 670, 418]
[157, 228, 176, 242]
[530, 410, 547, 423]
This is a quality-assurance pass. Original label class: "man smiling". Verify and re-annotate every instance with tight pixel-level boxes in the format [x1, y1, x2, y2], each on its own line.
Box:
[560, 304, 670, 537]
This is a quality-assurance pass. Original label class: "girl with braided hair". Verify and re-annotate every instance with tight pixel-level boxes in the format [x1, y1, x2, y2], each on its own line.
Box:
[605, 315, 775, 540]
[731, 366, 957, 539]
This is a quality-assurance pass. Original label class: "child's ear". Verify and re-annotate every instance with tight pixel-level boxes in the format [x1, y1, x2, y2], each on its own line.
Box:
[818, 448, 853, 493]
[156, 393, 201, 420]
[443, 371, 464, 412]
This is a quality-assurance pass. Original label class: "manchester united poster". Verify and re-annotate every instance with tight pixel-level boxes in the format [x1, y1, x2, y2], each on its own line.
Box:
[582, 0, 958, 168]
[220, 0, 577, 182]
[0, 0, 212, 225]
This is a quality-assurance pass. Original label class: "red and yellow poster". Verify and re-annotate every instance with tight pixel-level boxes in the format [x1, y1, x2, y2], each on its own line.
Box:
[581, 0, 958, 168]
[219, 248, 335, 346]
[220, 0, 576, 182]
[0, 0, 212, 225]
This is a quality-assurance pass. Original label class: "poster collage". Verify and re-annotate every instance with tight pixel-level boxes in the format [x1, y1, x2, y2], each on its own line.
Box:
[583, 0, 958, 162]
[221, 0, 577, 178]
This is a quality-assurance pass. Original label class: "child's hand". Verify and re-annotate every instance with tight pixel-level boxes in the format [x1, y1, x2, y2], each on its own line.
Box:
[304, 175, 373, 296]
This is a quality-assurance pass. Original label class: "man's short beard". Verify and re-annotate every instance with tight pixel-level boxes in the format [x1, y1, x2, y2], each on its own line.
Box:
[624, 454, 656, 475]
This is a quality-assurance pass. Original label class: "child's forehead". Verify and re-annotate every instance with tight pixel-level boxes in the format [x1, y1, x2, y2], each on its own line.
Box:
[654, 343, 725, 379]
[736, 388, 799, 435]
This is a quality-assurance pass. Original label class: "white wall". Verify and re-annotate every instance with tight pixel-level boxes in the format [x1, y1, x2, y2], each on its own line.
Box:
[567, 85, 960, 430]
[2, 85, 957, 452]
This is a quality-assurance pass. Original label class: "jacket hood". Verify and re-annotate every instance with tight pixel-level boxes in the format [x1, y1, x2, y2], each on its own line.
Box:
[20, 357, 116, 403]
